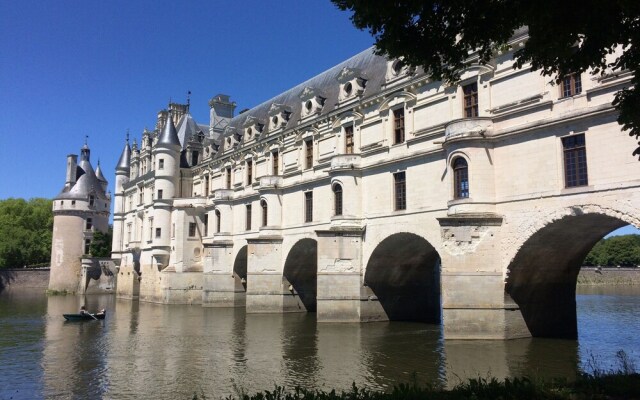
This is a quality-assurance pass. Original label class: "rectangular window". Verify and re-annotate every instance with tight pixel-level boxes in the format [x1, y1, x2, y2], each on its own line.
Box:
[84, 239, 91, 255]
[188, 222, 197, 237]
[272, 150, 279, 175]
[155, 228, 161, 238]
[304, 191, 313, 223]
[86, 218, 92, 230]
[171, 223, 175, 238]
[246, 204, 252, 231]
[305, 140, 313, 169]
[204, 214, 208, 236]
[561, 74, 582, 98]
[393, 108, 405, 144]
[139, 188, 144, 204]
[215, 210, 221, 233]
[148, 218, 153, 241]
[226, 167, 232, 189]
[158, 159, 164, 170]
[345, 126, 354, 154]
[563, 134, 588, 187]
[192, 151, 199, 165]
[89, 195, 95, 207]
[394, 171, 406, 211]
[463, 82, 479, 118]
[127, 223, 132, 242]
[204, 175, 210, 195]
[246, 160, 253, 185]
[72, 200, 76, 207]
[157, 189, 163, 200]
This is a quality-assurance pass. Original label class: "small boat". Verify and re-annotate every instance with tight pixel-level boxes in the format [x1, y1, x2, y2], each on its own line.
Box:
[63, 313, 105, 321]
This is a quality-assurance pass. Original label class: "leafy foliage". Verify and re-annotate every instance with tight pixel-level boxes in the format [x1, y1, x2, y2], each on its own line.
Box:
[89, 228, 112, 258]
[0, 198, 53, 268]
[332, 0, 640, 158]
[583, 234, 640, 266]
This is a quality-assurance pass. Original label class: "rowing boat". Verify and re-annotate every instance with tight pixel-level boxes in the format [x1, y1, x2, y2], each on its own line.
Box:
[63, 313, 105, 321]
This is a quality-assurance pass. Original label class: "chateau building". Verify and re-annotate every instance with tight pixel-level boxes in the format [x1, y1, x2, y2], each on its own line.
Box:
[49, 143, 111, 293]
[112, 28, 640, 340]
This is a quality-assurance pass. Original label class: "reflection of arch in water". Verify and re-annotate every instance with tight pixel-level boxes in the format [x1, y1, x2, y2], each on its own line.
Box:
[506, 206, 638, 338]
[283, 238, 318, 312]
[364, 232, 441, 323]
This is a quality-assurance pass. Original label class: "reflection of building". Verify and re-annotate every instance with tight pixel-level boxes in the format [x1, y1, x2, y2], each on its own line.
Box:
[112, 28, 640, 340]
[49, 143, 111, 293]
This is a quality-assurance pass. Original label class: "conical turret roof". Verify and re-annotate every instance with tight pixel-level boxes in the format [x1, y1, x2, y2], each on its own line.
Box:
[116, 140, 131, 172]
[95, 160, 107, 183]
[157, 111, 181, 147]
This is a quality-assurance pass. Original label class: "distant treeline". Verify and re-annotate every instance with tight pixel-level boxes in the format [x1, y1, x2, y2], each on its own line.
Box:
[583, 234, 640, 267]
[0, 198, 53, 268]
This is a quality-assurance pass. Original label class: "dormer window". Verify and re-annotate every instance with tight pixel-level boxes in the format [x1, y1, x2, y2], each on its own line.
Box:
[267, 104, 291, 131]
[242, 116, 264, 140]
[89, 195, 95, 207]
[299, 87, 326, 119]
[337, 67, 366, 102]
[386, 59, 414, 83]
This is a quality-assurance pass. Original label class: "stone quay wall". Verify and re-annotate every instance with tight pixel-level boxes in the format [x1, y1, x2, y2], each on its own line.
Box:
[577, 267, 640, 286]
[0, 268, 50, 292]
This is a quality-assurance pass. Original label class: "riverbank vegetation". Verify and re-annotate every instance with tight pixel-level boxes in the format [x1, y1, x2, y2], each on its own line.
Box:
[194, 372, 640, 400]
[584, 234, 640, 267]
[0, 198, 52, 269]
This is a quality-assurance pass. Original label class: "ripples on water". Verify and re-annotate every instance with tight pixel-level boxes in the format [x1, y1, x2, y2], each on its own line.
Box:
[0, 286, 638, 399]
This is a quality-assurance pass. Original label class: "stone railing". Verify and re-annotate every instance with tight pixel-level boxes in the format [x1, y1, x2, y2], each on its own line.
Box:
[212, 189, 234, 201]
[444, 117, 493, 142]
[330, 154, 361, 171]
[258, 175, 283, 189]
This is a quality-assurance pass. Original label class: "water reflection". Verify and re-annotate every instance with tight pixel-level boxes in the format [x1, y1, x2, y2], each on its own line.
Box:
[0, 287, 638, 399]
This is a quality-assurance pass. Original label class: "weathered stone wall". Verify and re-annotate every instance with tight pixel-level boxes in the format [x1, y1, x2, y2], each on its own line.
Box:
[577, 267, 640, 285]
[0, 268, 50, 292]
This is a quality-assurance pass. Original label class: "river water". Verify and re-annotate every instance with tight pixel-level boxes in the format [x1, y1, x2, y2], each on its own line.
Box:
[0, 286, 638, 399]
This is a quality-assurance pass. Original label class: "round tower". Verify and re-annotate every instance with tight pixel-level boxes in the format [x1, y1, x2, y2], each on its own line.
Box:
[151, 110, 182, 268]
[49, 143, 111, 293]
[111, 137, 131, 265]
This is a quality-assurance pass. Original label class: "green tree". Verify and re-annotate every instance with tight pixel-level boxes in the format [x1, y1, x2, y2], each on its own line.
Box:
[332, 0, 640, 158]
[0, 198, 53, 268]
[583, 234, 640, 266]
[89, 228, 112, 258]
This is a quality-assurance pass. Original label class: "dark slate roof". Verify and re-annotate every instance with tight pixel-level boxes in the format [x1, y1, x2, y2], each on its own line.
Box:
[56, 159, 108, 200]
[176, 113, 206, 149]
[95, 162, 107, 183]
[221, 47, 394, 141]
[157, 112, 181, 147]
[116, 141, 131, 172]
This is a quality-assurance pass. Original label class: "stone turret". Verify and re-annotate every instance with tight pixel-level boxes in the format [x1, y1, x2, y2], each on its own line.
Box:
[151, 110, 181, 268]
[49, 142, 111, 293]
[111, 137, 131, 264]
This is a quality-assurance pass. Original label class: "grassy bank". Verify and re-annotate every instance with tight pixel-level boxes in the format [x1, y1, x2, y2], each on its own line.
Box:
[194, 372, 640, 400]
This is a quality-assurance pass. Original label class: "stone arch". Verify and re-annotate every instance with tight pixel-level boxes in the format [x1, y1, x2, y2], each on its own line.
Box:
[283, 238, 318, 312]
[233, 245, 248, 292]
[505, 204, 639, 338]
[364, 232, 441, 323]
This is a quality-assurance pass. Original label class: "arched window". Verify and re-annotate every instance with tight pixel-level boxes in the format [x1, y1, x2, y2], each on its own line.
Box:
[333, 184, 343, 216]
[260, 199, 268, 227]
[453, 157, 469, 199]
[215, 209, 221, 233]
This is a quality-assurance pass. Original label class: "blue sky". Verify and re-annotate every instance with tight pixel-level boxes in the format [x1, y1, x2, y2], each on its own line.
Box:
[0, 0, 372, 199]
[0, 1, 637, 237]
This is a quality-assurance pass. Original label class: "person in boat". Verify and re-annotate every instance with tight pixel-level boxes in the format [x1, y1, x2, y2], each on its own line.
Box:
[95, 309, 106, 317]
[79, 305, 88, 315]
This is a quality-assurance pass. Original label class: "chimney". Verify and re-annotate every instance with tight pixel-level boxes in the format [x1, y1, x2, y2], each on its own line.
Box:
[65, 154, 78, 189]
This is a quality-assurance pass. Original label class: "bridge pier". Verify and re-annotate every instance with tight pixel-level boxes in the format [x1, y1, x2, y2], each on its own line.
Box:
[316, 228, 366, 322]
[246, 236, 301, 313]
[438, 215, 529, 340]
[202, 240, 245, 307]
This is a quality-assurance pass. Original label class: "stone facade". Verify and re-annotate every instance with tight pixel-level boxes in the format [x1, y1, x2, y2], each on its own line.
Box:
[112, 29, 640, 339]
